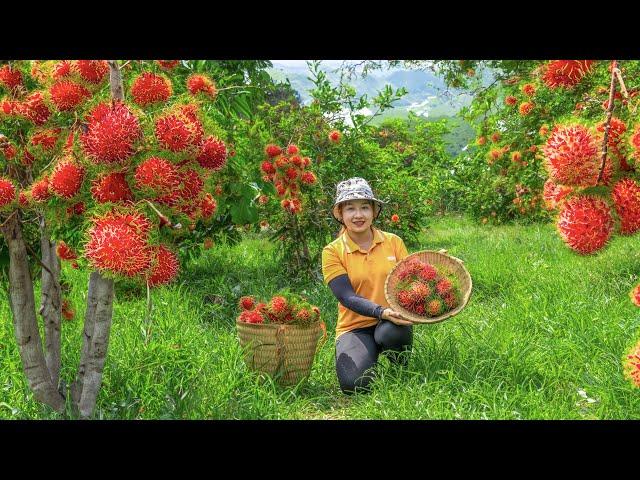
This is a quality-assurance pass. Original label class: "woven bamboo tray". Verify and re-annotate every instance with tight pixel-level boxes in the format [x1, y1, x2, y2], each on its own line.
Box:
[236, 320, 326, 385]
[384, 249, 472, 324]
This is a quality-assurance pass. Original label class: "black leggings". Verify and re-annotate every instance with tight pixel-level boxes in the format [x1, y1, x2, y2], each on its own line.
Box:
[335, 320, 412, 395]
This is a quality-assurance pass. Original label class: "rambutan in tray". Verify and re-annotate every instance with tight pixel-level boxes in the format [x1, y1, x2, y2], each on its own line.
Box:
[384, 249, 472, 324]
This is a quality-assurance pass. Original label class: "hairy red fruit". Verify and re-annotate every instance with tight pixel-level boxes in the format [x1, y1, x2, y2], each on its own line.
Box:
[74, 60, 109, 84]
[239, 296, 255, 311]
[258, 194, 269, 205]
[0, 64, 23, 92]
[91, 171, 134, 203]
[30, 128, 61, 151]
[612, 178, 640, 235]
[155, 111, 203, 152]
[20, 92, 51, 125]
[443, 292, 458, 309]
[328, 130, 341, 143]
[436, 278, 453, 295]
[542, 60, 594, 89]
[81, 102, 142, 164]
[0, 177, 16, 208]
[557, 196, 613, 254]
[490, 133, 501, 143]
[67, 202, 86, 216]
[147, 245, 180, 287]
[56, 241, 78, 261]
[542, 180, 573, 210]
[542, 125, 611, 187]
[134, 156, 180, 194]
[623, 338, 640, 388]
[31, 176, 51, 202]
[521, 83, 536, 97]
[186, 74, 217, 98]
[301, 171, 317, 184]
[476, 136, 486, 146]
[418, 264, 437, 282]
[196, 136, 227, 170]
[201, 193, 217, 219]
[427, 299, 443, 316]
[178, 169, 204, 199]
[518, 101, 535, 116]
[261, 161, 276, 175]
[504, 95, 517, 106]
[50, 160, 85, 199]
[285, 167, 298, 180]
[131, 72, 172, 107]
[631, 284, 640, 308]
[49, 80, 91, 111]
[239, 309, 265, 324]
[391, 214, 400, 223]
[265, 144, 282, 158]
[157, 60, 180, 70]
[52, 61, 72, 80]
[410, 282, 431, 302]
[287, 144, 299, 155]
[85, 210, 152, 277]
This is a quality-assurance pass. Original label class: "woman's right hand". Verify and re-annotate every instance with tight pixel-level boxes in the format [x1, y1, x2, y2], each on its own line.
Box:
[381, 308, 413, 326]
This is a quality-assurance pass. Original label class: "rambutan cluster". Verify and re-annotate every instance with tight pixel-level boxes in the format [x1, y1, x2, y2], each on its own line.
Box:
[542, 60, 594, 89]
[392, 258, 460, 317]
[0, 64, 23, 92]
[237, 291, 321, 326]
[260, 143, 317, 215]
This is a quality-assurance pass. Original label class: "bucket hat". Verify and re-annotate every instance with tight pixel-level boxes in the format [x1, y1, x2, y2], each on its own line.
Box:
[331, 177, 385, 223]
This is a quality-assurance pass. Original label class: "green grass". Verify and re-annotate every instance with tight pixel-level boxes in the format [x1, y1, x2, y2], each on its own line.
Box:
[2, 215, 640, 419]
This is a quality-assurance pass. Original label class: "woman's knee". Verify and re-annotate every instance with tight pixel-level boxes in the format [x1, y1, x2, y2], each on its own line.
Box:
[374, 321, 412, 351]
[336, 351, 377, 394]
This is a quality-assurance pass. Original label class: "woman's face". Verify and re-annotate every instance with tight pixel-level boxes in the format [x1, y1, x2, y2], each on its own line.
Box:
[340, 199, 375, 234]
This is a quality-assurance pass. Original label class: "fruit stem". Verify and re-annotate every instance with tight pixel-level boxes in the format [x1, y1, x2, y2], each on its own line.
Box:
[597, 60, 618, 184]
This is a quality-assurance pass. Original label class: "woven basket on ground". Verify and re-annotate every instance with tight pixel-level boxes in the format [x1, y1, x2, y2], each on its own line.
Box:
[236, 320, 326, 385]
[384, 249, 472, 324]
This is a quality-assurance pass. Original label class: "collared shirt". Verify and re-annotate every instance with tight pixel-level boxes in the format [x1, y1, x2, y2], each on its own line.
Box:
[322, 226, 409, 340]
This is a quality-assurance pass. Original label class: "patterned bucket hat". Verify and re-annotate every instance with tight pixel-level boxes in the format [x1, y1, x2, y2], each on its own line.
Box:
[331, 177, 385, 222]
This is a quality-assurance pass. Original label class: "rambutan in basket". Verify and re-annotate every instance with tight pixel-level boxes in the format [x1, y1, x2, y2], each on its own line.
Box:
[236, 320, 327, 385]
[384, 249, 472, 324]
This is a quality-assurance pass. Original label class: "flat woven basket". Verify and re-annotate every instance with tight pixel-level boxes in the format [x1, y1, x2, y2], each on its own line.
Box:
[384, 250, 472, 324]
[236, 320, 326, 385]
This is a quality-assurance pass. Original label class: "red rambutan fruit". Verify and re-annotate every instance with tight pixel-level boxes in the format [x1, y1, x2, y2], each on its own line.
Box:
[542, 124, 610, 187]
[91, 171, 134, 203]
[410, 282, 431, 302]
[157, 60, 180, 70]
[155, 111, 203, 152]
[521, 83, 536, 97]
[611, 178, 640, 235]
[186, 74, 217, 98]
[556, 195, 613, 254]
[196, 136, 227, 170]
[81, 102, 142, 164]
[50, 160, 85, 199]
[285, 167, 298, 180]
[30, 128, 61, 151]
[504, 95, 517, 106]
[201, 193, 217, 219]
[0, 64, 23, 92]
[239, 296, 255, 311]
[518, 101, 535, 116]
[490, 132, 501, 143]
[418, 264, 438, 282]
[0, 177, 17, 208]
[49, 80, 91, 111]
[147, 244, 180, 287]
[542, 180, 573, 210]
[287, 144, 299, 155]
[74, 60, 109, 84]
[265, 144, 282, 158]
[85, 210, 152, 277]
[427, 299, 443, 316]
[31, 176, 51, 202]
[301, 171, 317, 185]
[52, 61, 72, 80]
[134, 156, 180, 194]
[258, 194, 269, 205]
[20, 92, 51, 125]
[56, 241, 78, 261]
[542, 60, 594, 89]
[391, 214, 400, 223]
[630, 284, 640, 308]
[436, 278, 453, 295]
[269, 296, 288, 318]
[261, 161, 276, 175]
[443, 292, 458, 309]
[131, 72, 172, 107]
[623, 338, 640, 388]
[178, 169, 204, 199]
[328, 130, 341, 143]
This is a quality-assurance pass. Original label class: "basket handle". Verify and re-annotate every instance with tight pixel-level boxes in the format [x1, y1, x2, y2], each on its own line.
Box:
[316, 321, 327, 351]
[438, 248, 464, 264]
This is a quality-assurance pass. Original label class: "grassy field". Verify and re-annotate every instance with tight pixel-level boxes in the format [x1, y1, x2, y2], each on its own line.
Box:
[2, 215, 640, 419]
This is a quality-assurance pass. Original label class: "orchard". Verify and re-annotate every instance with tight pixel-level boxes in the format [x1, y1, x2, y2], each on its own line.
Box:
[1, 59, 639, 420]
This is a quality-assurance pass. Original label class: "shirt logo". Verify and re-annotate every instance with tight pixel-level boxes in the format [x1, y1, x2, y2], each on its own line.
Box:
[387, 256, 396, 261]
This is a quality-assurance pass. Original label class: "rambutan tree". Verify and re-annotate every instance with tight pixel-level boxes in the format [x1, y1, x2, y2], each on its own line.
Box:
[0, 59, 238, 416]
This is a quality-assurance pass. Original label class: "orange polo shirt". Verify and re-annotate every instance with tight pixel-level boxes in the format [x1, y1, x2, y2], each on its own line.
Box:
[322, 227, 409, 340]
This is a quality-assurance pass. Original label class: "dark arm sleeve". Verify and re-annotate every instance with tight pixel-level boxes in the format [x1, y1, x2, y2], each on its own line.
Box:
[327, 274, 384, 320]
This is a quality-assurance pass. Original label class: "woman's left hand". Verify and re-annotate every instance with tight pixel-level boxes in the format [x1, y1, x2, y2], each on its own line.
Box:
[381, 308, 413, 326]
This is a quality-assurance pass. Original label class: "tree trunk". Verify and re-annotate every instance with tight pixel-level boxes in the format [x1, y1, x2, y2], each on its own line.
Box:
[76, 271, 114, 418]
[0, 211, 65, 413]
[39, 216, 62, 391]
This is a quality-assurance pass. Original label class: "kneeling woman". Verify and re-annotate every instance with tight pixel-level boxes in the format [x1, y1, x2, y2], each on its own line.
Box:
[322, 177, 413, 395]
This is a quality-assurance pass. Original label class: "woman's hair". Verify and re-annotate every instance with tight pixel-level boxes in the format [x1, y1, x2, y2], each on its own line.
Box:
[335, 199, 380, 237]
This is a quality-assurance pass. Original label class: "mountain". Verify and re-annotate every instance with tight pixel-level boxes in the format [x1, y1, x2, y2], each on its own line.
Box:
[268, 61, 473, 119]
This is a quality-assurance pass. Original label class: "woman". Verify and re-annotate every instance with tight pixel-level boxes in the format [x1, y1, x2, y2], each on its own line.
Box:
[322, 177, 413, 395]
